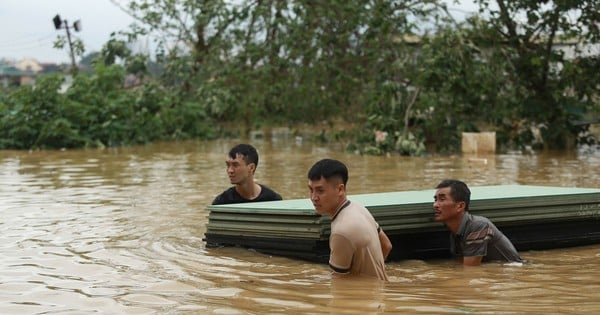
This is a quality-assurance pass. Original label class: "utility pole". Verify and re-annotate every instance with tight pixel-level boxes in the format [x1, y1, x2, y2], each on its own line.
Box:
[53, 14, 81, 75]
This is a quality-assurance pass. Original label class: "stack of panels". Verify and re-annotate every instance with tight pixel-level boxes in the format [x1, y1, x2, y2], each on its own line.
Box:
[204, 185, 600, 262]
[204, 198, 331, 261]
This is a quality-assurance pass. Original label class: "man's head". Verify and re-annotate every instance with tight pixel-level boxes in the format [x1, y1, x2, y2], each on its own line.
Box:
[228, 144, 259, 169]
[433, 179, 470, 222]
[307, 159, 349, 217]
[226, 144, 259, 184]
[307, 158, 348, 185]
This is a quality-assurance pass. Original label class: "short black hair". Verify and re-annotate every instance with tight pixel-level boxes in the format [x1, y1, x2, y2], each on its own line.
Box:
[307, 159, 348, 185]
[229, 144, 259, 167]
[436, 179, 471, 211]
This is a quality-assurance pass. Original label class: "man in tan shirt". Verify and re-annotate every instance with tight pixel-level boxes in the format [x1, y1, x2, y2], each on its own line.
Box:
[307, 158, 392, 280]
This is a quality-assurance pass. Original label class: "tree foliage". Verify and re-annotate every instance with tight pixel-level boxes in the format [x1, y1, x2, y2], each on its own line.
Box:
[1, 0, 597, 152]
[467, 0, 600, 149]
[0, 64, 215, 150]
[478, 0, 600, 147]
[363, 0, 599, 152]
[113, 0, 443, 137]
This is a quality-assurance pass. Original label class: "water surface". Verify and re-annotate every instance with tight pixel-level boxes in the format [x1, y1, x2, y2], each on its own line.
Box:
[1, 140, 599, 314]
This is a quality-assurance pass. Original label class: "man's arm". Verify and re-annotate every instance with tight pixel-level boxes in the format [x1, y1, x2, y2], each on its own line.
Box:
[378, 229, 392, 260]
[329, 234, 354, 274]
[463, 255, 483, 266]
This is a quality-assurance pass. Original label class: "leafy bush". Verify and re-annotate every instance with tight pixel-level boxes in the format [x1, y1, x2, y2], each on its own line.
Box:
[0, 64, 218, 150]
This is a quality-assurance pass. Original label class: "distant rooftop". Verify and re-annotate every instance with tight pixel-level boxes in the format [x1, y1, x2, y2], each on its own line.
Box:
[0, 62, 35, 77]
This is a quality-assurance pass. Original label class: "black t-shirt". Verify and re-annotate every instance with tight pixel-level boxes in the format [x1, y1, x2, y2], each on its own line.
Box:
[211, 184, 283, 205]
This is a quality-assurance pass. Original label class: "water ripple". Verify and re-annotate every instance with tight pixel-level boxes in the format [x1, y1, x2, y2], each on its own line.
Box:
[1, 141, 599, 313]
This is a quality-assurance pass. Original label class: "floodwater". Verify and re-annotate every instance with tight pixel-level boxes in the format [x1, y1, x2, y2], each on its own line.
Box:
[1, 139, 599, 314]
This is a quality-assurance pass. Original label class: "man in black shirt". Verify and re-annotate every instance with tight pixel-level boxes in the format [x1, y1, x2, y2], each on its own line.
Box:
[212, 144, 282, 205]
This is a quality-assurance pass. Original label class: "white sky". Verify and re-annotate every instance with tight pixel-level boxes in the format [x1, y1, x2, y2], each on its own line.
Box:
[0, 0, 477, 64]
[0, 0, 135, 63]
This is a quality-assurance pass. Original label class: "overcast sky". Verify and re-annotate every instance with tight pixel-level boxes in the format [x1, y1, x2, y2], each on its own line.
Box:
[0, 0, 477, 64]
[0, 0, 135, 63]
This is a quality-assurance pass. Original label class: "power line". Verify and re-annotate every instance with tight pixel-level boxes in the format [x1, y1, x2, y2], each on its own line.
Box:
[0, 33, 56, 46]
[0, 38, 56, 52]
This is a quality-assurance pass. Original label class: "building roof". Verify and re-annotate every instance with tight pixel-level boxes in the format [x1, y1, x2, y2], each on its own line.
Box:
[0, 63, 36, 77]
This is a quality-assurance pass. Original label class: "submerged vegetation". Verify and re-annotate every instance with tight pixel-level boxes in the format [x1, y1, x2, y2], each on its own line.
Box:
[1, 0, 598, 153]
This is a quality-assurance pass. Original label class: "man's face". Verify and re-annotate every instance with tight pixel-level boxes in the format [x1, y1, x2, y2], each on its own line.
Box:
[433, 187, 464, 222]
[226, 154, 254, 185]
[308, 177, 344, 217]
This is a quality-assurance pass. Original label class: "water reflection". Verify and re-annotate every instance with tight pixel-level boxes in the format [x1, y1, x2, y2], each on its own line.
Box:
[0, 140, 599, 313]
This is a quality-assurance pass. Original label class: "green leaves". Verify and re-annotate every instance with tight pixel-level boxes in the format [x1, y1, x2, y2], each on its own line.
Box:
[0, 63, 216, 149]
[4, 0, 597, 151]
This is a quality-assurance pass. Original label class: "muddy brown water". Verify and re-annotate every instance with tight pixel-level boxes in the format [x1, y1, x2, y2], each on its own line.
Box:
[1, 139, 599, 314]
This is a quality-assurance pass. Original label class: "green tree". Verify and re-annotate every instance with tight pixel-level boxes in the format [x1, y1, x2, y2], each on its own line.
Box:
[113, 0, 444, 137]
[7, 0, 588, 152]
[470, 0, 599, 149]
[0, 75, 84, 149]
[78, 51, 102, 73]
[413, 21, 523, 152]
[400, 0, 599, 152]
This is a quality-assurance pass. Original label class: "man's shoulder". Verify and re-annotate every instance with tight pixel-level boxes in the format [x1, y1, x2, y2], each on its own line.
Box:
[347, 200, 369, 211]
[212, 187, 238, 205]
[258, 184, 283, 200]
[216, 187, 237, 197]
[346, 201, 375, 221]
[258, 184, 278, 193]
[333, 202, 374, 232]
[468, 214, 494, 227]
[461, 213, 496, 236]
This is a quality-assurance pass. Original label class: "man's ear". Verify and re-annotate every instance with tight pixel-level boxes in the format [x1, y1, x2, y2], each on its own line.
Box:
[457, 201, 466, 212]
[248, 163, 256, 174]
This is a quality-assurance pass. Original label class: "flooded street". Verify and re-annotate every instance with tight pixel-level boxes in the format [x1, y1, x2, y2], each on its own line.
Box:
[1, 139, 599, 314]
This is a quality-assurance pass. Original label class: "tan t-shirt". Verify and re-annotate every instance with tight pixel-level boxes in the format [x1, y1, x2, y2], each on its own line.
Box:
[328, 201, 388, 281]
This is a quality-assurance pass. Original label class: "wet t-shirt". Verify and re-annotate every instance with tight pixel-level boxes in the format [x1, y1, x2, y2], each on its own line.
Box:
[329, 201, 388, 281]
[451, 213, 522, 263]
[212, 185, 282, 205]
